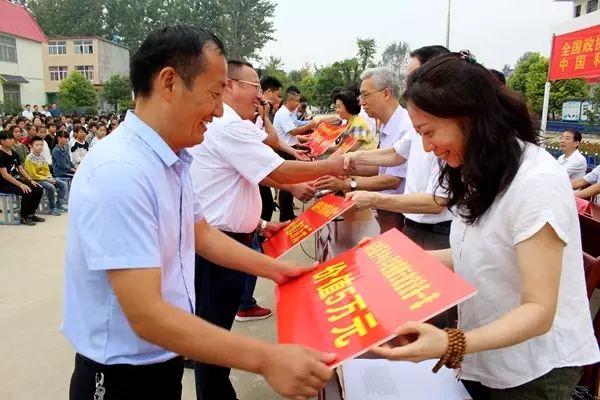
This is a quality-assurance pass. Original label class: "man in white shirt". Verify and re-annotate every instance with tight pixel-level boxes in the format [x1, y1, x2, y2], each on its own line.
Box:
[190, 60, 347, 400]
[315, 67, 408, 233]
[557, 128, 588, 179]
[572, 164, 600, 201]
[273, 89, 318, 221]
[344, 46, 452, 249]
[21, 104, 33, 120]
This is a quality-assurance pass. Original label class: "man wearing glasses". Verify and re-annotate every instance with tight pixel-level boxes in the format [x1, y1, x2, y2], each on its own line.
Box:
[189, 60, 347, 400]
[315, 67, 409, 233]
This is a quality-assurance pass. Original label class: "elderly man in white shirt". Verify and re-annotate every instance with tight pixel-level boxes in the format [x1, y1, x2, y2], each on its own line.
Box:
[189, 60, 346, 400]
[557, 129, 588, 179]
[315, 67, 408, 234]
[21, 104, 34, 120]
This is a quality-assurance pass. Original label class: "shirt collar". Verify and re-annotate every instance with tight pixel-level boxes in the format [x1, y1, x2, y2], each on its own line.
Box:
[380, 105, 405, 136]
[222, 103, 243, 122]
[122, 111, 180, 168]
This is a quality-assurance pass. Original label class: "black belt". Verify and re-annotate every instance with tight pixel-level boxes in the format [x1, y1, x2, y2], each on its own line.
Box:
[221, 230, 255, 247]
[404, 219, 451, 234]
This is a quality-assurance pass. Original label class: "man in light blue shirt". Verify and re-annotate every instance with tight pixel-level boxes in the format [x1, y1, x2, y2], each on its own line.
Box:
[63, 25, 334, 400]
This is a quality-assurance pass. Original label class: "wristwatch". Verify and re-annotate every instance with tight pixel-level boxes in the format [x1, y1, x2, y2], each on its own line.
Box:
[349, 177, 358, 191]
[257, 219, 268, 236]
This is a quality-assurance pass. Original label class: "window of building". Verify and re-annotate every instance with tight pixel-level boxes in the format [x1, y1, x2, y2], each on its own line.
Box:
[49, 66, 68, 81]
[2, 84, 21, 106]
[48, 41, 67, 55]
[587, 0, 598, 13]
[0, 35, 17, 63]
[75, 65, 94, 81]
[74, 39, 93, 55]
[575, 4, 582, 16]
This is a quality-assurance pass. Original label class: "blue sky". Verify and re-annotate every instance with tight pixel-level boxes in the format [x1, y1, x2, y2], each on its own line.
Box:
[259, 0, 573, 71]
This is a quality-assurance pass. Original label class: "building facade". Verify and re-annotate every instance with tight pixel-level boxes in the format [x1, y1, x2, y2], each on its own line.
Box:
[0, 0, 47, 110]
[42, 36, 129, 103]
[555, 0, 600, 34]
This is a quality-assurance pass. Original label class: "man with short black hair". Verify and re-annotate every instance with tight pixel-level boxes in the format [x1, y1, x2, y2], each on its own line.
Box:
[63, 26, 334, 400]
[558, 128, 587, 180]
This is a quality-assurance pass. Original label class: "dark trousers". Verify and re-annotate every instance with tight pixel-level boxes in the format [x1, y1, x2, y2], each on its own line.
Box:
[402, 218, 451, 250]
[276, 150, 296, 222]
[194, 234, 254, 400]
[462, 366, 582, 400]
[69, 353, 184, 400]
[0, 181, 43, 218]
[376, 209, 405, 233]
[259, 184, 274, 222]
[239, 235, 262, 311]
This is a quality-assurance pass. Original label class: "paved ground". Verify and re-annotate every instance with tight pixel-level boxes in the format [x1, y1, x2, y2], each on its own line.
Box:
[0, 210, 315, 400]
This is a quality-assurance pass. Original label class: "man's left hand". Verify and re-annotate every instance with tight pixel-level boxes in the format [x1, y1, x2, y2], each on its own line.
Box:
[272, 261, 316, 284]
[314, 175, 349, 193]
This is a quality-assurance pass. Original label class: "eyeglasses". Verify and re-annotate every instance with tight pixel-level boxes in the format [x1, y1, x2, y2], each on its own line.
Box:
[359, 88, 387, 101]
[230, 78, 263, 94]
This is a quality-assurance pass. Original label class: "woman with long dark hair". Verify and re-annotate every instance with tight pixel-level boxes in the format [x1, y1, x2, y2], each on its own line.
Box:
[370, 52, 599, 399]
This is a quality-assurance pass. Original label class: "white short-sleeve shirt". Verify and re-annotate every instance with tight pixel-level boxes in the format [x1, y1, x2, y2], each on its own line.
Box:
[557, 149, 587, 180]
[583, 164, 600, 185]
[450, 142, 600, 389]
[189, 104, 284, 233]
[393, 129, 453, 224]
[273, 105, 299, 146]
[378, 106, 410, 195]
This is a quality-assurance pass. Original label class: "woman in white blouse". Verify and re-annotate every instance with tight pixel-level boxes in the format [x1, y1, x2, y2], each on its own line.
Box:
[371, 52, 600, 399]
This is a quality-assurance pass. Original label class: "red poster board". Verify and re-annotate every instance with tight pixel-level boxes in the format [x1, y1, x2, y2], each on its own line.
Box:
[308, 122, 347, 157]
[276, 228, 477, 368]
[549, 24, 600, 81]
[262, 194, 355, 259]
[337, 135, 358, 154]
[576, 196, 592, 215]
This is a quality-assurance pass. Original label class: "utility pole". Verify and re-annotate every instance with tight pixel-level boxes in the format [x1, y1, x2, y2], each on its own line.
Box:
[446, 0, 452, 48]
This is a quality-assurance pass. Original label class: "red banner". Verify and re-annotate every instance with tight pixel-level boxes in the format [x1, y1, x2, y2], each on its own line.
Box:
[276, 229, 477, 368]
[337, 135, 358, 154]
[262, 194, 355, 259]
[549, 24, 600, 81]
[307, 122, 347, 157]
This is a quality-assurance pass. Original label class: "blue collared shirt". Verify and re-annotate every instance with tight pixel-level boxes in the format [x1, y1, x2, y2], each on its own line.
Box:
[62, 111, 203, 365]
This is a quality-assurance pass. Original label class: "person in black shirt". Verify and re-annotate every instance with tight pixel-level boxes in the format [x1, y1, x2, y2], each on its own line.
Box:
[0, 130, 45, 226]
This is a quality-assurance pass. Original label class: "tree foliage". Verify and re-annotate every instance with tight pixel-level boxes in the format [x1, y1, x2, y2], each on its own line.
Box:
[101, 75, 132, 112]
[508, 53, 589, 118]
[58, 71, 98, 111]
[27, 0, 276, 57]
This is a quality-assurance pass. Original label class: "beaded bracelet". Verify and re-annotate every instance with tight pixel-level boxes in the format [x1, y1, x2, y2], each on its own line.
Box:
[432, 328, 466, 373]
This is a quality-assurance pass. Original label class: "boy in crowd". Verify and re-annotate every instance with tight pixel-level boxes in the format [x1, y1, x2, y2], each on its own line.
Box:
[0, 131, 45, 226]
[70, 126, 89, 167]
[52, 131, 77, 178]
[85, 122, 98, 144]
[46, 122, 58, 150]
[24, 136, 67, 215]
[90, 123, 107, 147]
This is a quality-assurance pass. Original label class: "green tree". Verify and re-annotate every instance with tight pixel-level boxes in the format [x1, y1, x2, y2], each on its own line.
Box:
[507, 52, 543, 95]
[28, 0, 106, 37]
[58, 71, 97, 111]
[101, 75, 132, 112]
[380, 41, 411, 78]
[313, 65, 345, 110]
[356, 38, 377, 72]
[510, 53, 589, 117]
[261, 56, 291, 88]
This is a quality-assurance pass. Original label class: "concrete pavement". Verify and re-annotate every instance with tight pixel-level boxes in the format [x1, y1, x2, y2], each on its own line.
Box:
[0, 211, 315, 400]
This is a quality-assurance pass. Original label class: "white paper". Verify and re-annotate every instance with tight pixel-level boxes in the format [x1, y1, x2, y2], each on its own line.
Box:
[342, 359, 471, 400]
